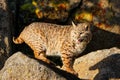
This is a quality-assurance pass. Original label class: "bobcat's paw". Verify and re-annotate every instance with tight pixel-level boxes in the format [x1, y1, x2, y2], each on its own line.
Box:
[61, 67, 78, 76]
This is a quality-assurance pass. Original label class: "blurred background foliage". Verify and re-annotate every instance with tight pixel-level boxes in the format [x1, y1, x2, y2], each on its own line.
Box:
[8, 0, 119, 28]
[8, 0, 81, 27]
[7, 0, 120, 38]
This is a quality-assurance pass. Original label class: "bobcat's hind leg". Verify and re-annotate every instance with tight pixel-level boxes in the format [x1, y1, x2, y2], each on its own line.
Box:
[34, 51, 55, 65]
[34, 51, 50, 63]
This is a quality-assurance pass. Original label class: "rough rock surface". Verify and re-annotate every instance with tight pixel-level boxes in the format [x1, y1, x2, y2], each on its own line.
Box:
[74, 47, 120, 80]
[0, 52, 80, 80]
[0, 0, 11, 70]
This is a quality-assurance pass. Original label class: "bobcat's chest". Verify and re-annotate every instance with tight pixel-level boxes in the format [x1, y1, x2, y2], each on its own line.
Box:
[73, 43, 87, 56]
[45, 41, 62, 56]
[46, 49, 61, 56]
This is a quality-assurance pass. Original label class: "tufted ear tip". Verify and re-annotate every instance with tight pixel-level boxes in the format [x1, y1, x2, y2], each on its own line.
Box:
[72, 21, 76, 28]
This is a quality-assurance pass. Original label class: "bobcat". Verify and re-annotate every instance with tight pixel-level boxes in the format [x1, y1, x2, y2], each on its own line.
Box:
[13, 22, 92, 75]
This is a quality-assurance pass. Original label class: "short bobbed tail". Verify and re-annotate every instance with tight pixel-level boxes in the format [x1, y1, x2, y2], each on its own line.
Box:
[13, 37, 24, 44]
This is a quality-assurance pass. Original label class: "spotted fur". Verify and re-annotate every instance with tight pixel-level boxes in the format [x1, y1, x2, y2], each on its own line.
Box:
[13, 22, 92, 75]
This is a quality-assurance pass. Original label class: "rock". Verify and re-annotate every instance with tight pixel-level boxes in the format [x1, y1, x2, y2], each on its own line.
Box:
[0, 52, 80, 80]
[74, 47, 120, 80]
[0, 0, 12, 69]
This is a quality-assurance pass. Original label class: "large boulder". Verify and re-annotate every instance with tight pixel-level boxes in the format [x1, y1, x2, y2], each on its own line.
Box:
[74, 47, 120, 80]
[0, 0, 11, 70]
[0, 52, 80, 80]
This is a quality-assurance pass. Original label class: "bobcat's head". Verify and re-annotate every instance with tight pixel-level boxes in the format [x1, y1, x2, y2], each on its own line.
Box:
[71, 22, 92, 53]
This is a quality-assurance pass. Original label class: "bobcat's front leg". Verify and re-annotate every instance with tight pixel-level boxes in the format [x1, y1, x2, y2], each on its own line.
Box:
[61, 51, 77, 76]
[34, 51, 55, 65]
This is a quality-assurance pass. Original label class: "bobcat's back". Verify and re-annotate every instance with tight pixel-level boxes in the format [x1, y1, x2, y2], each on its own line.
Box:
[13, 22, 73, 56]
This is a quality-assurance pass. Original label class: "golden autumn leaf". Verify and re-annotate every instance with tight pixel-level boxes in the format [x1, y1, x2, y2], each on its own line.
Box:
[32, 1, 37, 7]
[35, 8, 43, 18]
[35, 8, 39, 14]
[75, 12, 93, 22]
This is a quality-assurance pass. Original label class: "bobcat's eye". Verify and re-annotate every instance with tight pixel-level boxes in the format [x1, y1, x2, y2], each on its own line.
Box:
[79, 32, 82, 35]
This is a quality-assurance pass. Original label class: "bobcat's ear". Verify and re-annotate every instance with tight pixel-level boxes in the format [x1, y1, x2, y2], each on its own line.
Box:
[72, 21, 77, 28]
